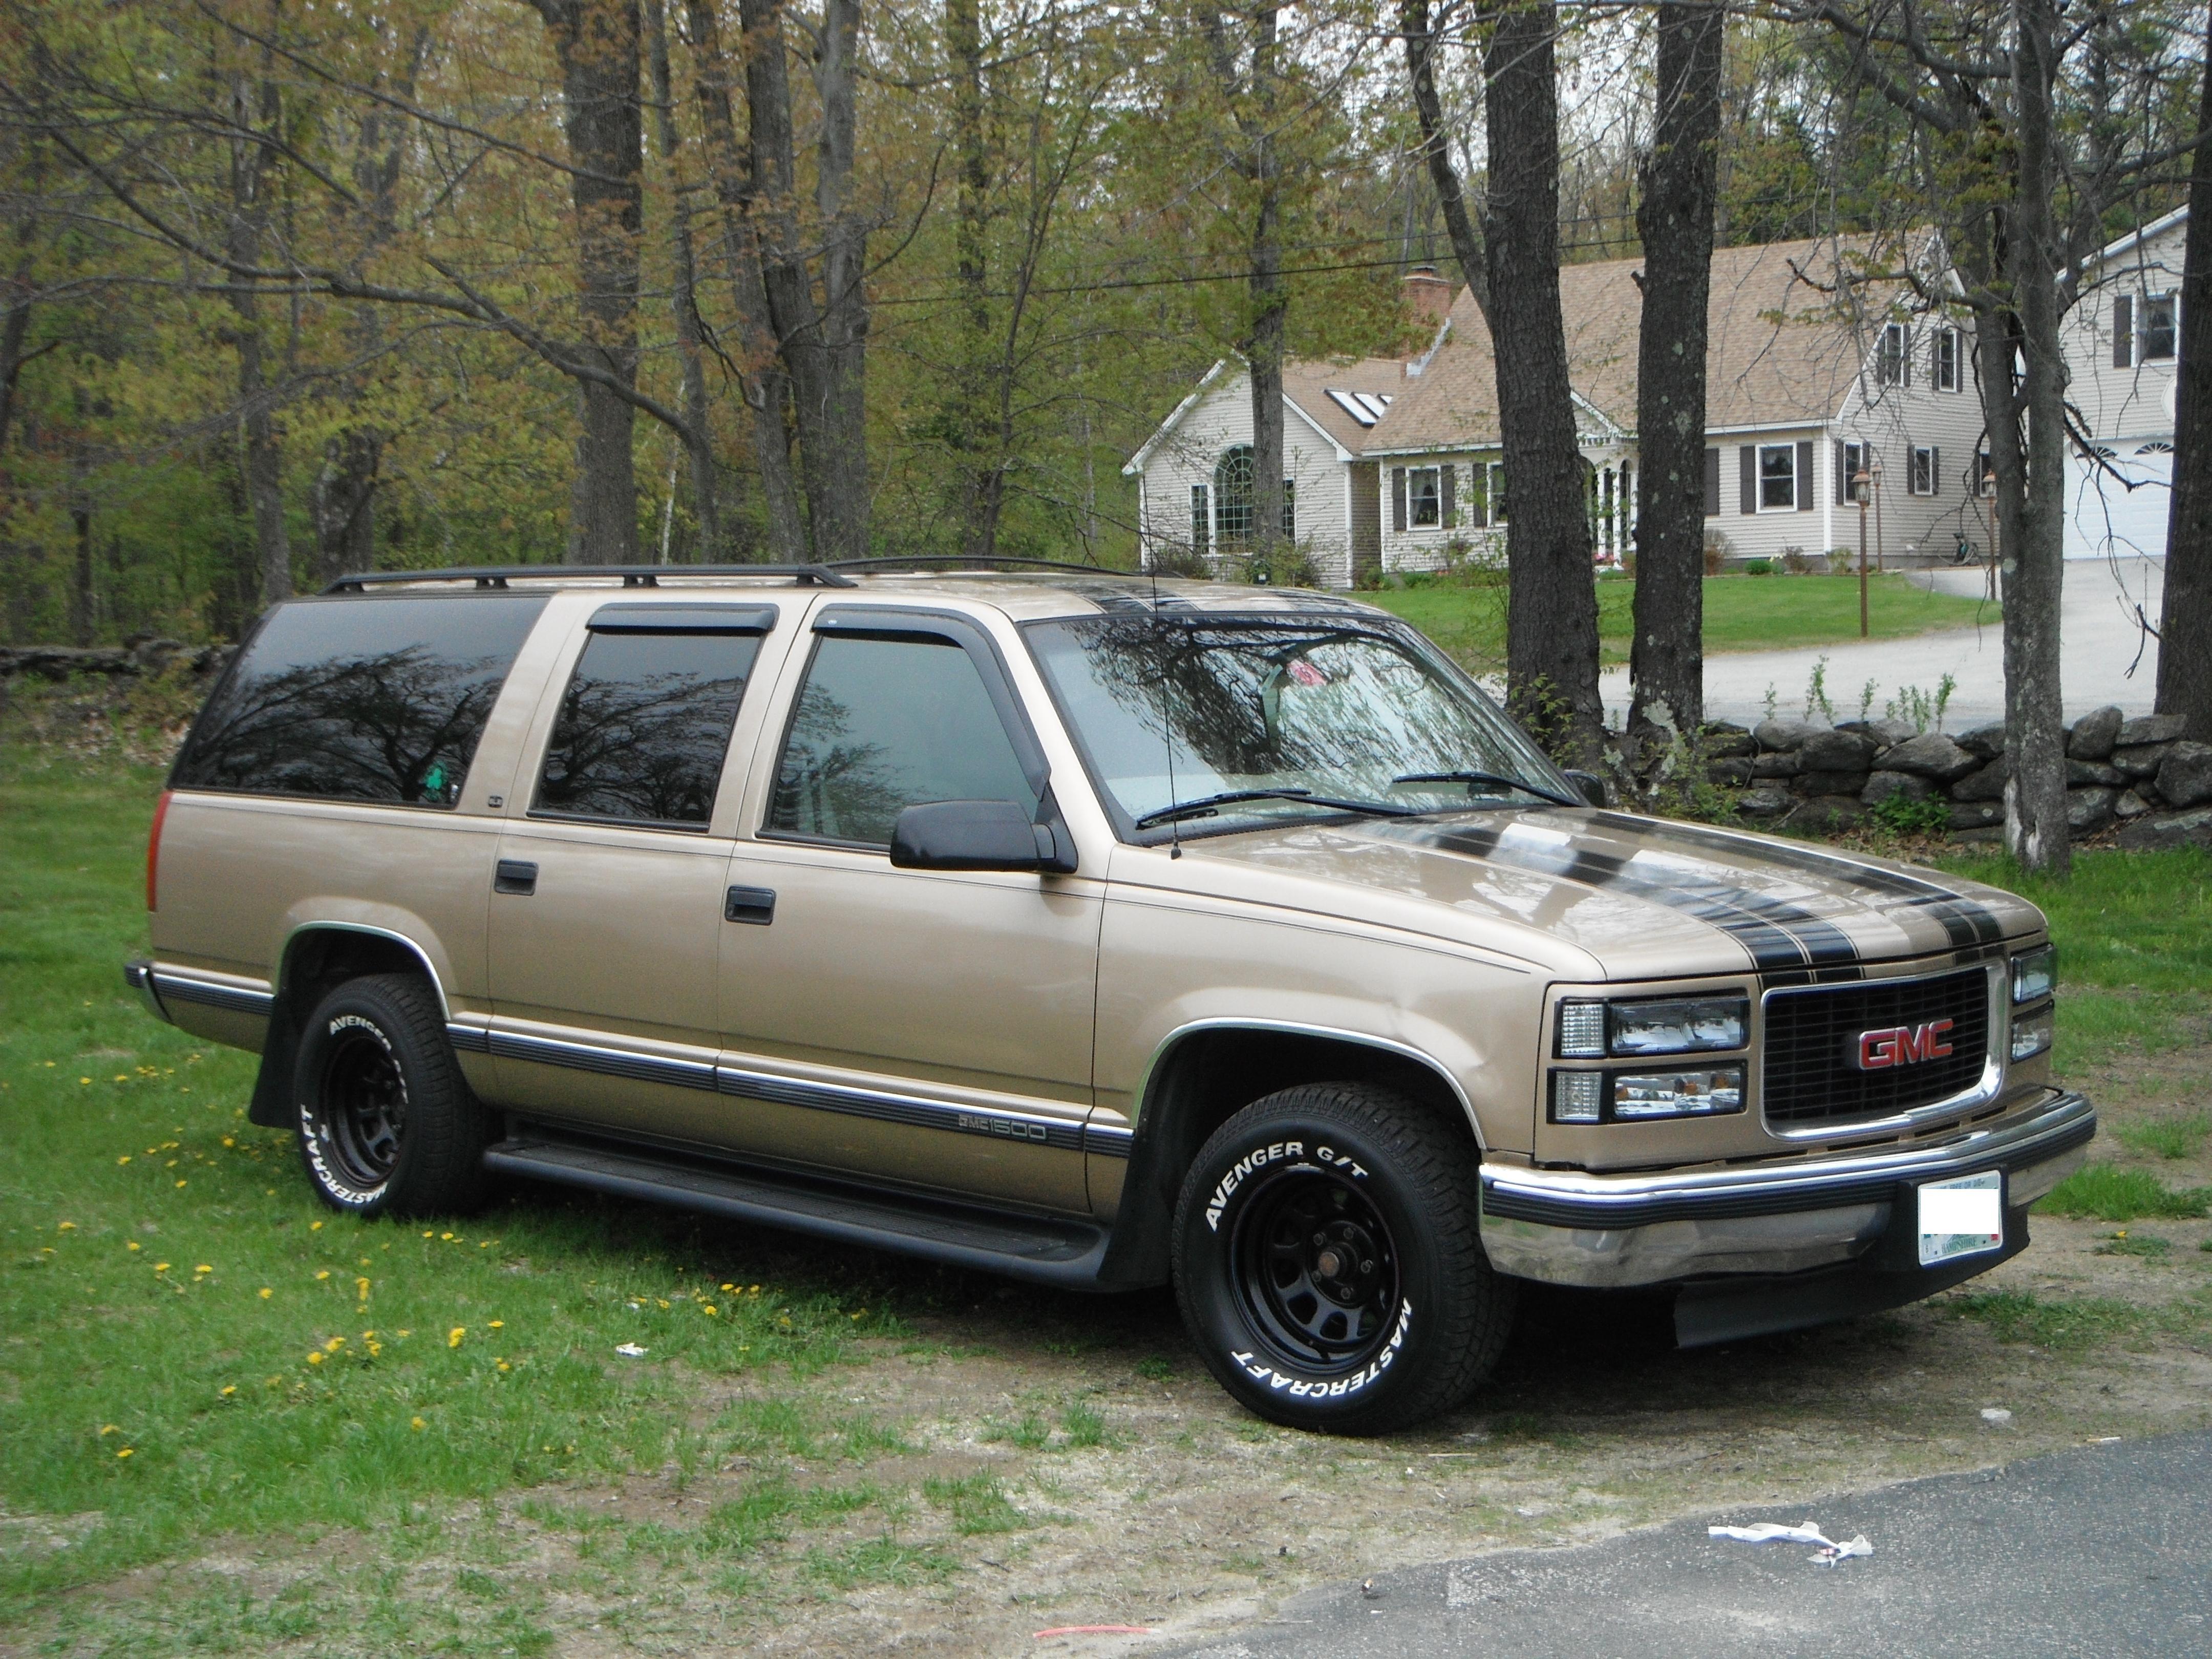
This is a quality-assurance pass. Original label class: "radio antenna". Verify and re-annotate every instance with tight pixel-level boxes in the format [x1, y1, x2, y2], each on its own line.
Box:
[1147, 554, 1182, 859]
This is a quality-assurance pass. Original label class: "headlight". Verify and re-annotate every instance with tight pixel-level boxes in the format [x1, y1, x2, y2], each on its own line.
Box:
[2010, 944, 2055, 1005]
[1550, 1067, 1745, 1124]
[1557, 995, 1749, 1057]
[2010, 1007, 2054, 1062]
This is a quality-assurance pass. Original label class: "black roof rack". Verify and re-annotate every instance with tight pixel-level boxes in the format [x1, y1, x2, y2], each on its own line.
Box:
[322, 563, 856, 594]
[823, 555, 1130, 579]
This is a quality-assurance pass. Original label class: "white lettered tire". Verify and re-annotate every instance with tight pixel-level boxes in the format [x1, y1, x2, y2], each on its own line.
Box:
[1172, 1082, 1514, 1434]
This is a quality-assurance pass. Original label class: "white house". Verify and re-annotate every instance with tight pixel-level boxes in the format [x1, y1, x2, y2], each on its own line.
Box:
[2062, 206, 2184, 561]
[1126, 236, 1998, 588]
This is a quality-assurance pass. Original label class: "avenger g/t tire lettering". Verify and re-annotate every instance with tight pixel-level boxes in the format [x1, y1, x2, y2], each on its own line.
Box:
[1172, 1082, 1514, 1434]
[292, 973, 492, 1217]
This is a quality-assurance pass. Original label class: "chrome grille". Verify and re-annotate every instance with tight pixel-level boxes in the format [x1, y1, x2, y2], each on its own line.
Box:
[1762, 968, 1990, 1128]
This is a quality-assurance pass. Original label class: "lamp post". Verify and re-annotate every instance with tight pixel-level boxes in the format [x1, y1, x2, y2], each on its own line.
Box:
[1855, 463, 1873, 638]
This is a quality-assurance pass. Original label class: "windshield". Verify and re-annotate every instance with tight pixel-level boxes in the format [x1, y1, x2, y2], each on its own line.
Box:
[1024, 612, 1575, 839]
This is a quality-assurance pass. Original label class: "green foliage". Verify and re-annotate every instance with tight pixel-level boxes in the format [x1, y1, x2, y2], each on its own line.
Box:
[1868, 792, 1950, 836]
[2116, 1112, 2212, 1162]
[2037, 1163, 2212, 1221]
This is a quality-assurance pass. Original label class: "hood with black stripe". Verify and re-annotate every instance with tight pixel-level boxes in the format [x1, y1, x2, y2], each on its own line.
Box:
[1153, 807, 2043, 983]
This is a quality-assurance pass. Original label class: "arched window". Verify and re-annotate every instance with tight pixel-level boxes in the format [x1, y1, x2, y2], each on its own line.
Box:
[1214, 446, 1254, 545]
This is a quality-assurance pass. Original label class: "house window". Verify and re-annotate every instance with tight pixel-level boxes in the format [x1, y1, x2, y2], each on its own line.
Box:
[1189, 484, 1209, 554]
[1467, 460, 1506, 527]
[1877, 322, 1909, 388]
[2144, 294, 2178, 361]
[1933, 327, 1961, 392]
[1974, 448, 1995, 497]
[1758, 443, 1798, 510]
[1213, 446, 1253, 544]
[1909, 444, 1939, 496]
[1409, 466, 1442, 527]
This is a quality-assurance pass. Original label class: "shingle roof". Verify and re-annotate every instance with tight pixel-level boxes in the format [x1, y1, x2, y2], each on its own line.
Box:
[1353, 236, 1907, 456]
[1281, 355, 1409, 453]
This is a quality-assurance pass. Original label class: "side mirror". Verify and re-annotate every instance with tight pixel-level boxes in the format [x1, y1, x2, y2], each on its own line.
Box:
[1563, 770, 1607, 807]
[889, 799, 1075, 874]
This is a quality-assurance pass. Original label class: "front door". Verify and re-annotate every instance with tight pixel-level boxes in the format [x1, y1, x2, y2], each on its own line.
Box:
[486, 602, 778, 1144]
[715, 607, 1102, 1213]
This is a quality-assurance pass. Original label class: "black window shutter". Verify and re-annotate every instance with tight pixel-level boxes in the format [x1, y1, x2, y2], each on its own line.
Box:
[1391, 467, 1407, 532]
[1440, 463, 1456, 526]
[1930, 446, 1941, 497]
[1738, 445, 1756, 515]
[1835, 442, 1848, 505]
[2114, 297, 2134, 368]
[1468, 464, 1489, 527]
[1796, 441, 1815, 510]
[1703, 448, 1720, 516]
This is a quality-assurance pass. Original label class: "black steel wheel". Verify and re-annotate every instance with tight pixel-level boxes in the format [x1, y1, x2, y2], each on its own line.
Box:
[1172, 1081, 1515, 1434]
[292, 973, 492, 1216]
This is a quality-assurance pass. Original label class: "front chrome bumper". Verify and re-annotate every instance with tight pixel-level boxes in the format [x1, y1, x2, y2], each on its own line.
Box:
[1479, 1089, 2094, 1289]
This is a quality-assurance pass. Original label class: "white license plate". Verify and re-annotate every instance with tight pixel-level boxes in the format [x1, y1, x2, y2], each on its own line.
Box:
[1918, 1170, 2005, 1266]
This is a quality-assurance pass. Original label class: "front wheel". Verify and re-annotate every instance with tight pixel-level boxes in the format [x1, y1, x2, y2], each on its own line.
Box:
[292, 973, 492, 1217]
[1172, 1082, 1515, 1434]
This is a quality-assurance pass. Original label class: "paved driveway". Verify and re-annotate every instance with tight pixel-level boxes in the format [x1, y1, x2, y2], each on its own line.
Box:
[1165, 1431, 2212, 1659]
[1597, 555, 2166, 730]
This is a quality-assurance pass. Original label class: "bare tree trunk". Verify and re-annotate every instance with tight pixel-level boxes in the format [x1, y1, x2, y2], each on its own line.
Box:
[221, 21, 291, 606]
[683, 0, 807, 560]
[1627, 1, 1722, 773]
[948, 0, 1000, 559]
[1485, 2, 1603, 763]
[1398, 0, 1491, 324]
[645, 0, 722, 562]
[1995, 0, 2071, 875]
[530, 0, 643, 565]
[1244, 7, 1284, 568]
[2158, 36, 2212, 741]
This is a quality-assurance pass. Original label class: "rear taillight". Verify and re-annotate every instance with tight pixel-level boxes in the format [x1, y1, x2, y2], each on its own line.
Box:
[147, 790, 173, 912]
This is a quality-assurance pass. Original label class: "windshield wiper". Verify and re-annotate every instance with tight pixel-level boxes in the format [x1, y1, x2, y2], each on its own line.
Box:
[1135, 788, 1414, 831]
[1390, 770, 1580, 809]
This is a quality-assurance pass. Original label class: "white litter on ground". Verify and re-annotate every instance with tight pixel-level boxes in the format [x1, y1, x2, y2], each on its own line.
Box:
[1710, 1520, 1875, 1566]
[1981, 1407, 2015, 1426]
[614, 1343, 648, 1357]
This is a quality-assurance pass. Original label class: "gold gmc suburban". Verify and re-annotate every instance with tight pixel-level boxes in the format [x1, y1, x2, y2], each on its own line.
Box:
[125, 562, 2092, 1432]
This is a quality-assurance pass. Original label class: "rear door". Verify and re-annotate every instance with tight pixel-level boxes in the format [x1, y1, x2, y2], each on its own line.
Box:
[484, 600, 790, 1143]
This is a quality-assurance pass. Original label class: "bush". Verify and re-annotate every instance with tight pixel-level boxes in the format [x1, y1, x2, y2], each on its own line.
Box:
[1869, 793, 1950, 836]
[1743, 558, 1774, 576]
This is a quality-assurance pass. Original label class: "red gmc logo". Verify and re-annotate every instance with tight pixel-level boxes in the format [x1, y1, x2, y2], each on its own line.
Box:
[1851, 1019, 1955, 1071]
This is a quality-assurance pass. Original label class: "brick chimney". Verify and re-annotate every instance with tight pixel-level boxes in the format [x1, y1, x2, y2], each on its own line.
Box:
[1402, 264, 1454, 331]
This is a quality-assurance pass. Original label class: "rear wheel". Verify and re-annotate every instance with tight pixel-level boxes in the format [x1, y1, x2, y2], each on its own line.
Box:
[293, 973, 492, 1216]
[1172, 1082, 1514, 1434]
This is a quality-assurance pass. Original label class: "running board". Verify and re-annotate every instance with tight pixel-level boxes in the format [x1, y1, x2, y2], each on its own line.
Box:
[483, 1133, 1111, 1289]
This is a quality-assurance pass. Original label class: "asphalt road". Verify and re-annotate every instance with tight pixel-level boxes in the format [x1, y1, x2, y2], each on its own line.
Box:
[1166, 1432, 2212, 1659]
[1596, 554, 2165, 729]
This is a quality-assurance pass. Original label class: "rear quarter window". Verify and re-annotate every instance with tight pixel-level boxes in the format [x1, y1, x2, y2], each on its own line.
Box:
[171, 594, 549, 807]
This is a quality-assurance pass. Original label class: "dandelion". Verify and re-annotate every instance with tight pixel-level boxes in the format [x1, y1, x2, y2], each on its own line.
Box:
[153, 1262, 171, 1272]
[397, 1329, 412, 1338]
[58, 1221, 76, 1231]
[488, 1320, 503, 1330]
[307, 1352, 324, 1366]
[79, 1078, 91, 1085]
[220, 1385, 237, 1397]
[496, 1360, 511, 1373]
[99, 1424, 119, 1436]
[704, 1305, 718, 1317]
[116, 1448, 134, 1459]
[222, 1137, 234, 1148]
[721, 1282, 734, 1292]
[441, 1232, 454, 1241]
[448, 1327, 465, 1348]
[411, 1416, 426, 1431]
[315, 1270, 330, 1281]
[421, 1230, 433, 1239]
[195, 1264, 212, 1274]
[323, 1336, 345, 1353]
[175, 1181, 186, 1189]
[355, 1277, 371, 1298]
[259, 1287, 272, 1299]
[310, 1221, 323, 1231]
[114, 1074, 127, 1083]
[118, 1156, 132, 1165]
[127, 1242, 140, 1252]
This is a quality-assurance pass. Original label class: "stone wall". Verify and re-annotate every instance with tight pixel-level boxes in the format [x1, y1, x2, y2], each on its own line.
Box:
[1703, 707, 2212, 852]
[0, 638, 232, 683]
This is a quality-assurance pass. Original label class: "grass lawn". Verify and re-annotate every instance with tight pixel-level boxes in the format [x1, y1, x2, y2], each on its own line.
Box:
[0, 742, 2203, 1651]
[1369, 572, 1999, 673]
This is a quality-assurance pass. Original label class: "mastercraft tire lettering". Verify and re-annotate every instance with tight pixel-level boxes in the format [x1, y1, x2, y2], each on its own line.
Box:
[292, 973, 493, 1217]
[1171, 1082, 1514, 1434]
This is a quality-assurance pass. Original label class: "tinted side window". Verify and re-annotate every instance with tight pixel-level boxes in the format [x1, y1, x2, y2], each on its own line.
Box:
[172, 595, 548, 807]
[768, 634, 1035, 846]
[534, 631, 762, 827]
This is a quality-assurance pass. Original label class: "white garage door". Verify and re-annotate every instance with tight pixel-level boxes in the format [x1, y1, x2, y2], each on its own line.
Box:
[2065, 440, 2172, 561]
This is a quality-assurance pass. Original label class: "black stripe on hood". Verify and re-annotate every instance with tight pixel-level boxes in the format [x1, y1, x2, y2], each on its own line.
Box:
[1588, 812, 2007, 952]
[1382, 819, 1862, 975]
